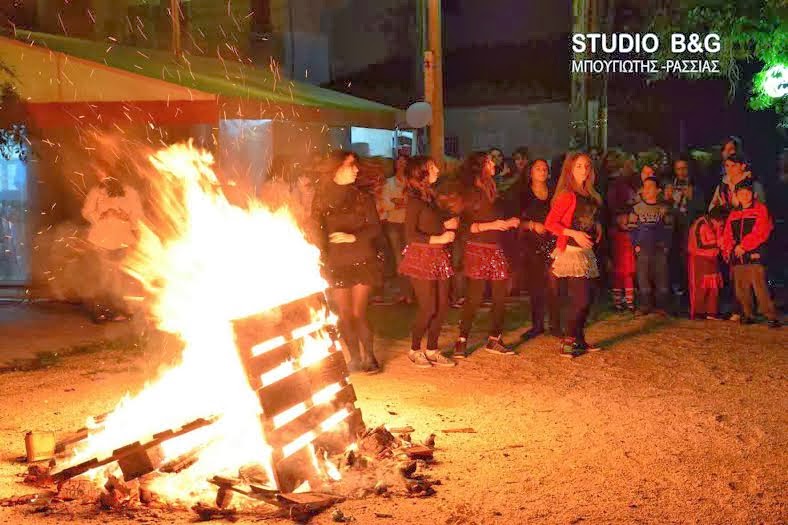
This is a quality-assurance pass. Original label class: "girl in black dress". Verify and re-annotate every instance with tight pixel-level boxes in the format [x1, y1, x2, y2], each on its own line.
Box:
[399, 156, 458, 368]
[453, 152, 520, 358]
[312, 151, 382, 374]
[519, 159, 560, 340]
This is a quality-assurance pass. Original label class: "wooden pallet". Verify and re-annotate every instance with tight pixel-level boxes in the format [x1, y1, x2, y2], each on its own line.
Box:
[232, 292, 365, 492]
[50, 417, 217, 483]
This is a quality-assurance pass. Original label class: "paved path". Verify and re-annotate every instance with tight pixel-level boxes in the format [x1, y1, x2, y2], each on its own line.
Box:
[0, 301, 136, 369]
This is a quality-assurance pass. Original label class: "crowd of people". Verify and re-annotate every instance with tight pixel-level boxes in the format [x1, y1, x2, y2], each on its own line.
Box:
[307, 136, 782, 373]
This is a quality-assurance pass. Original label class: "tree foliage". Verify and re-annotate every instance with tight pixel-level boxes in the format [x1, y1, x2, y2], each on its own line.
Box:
[649, 0, 787, 114]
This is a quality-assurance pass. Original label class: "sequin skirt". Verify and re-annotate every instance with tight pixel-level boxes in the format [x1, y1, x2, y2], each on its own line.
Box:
[398, 243, 454, 280]
[324, 258, 383, 288]
[463, 242, 511, 281]
[551, 245, 599, 278]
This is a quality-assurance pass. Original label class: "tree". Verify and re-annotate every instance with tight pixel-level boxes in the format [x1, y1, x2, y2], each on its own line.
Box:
[0, 62, 28, 161]
[649, 0, 787, 115]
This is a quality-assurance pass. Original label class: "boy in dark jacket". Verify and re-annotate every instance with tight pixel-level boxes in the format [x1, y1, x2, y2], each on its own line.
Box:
[721, 179, 780, 328]
[630, 176, 673, 314]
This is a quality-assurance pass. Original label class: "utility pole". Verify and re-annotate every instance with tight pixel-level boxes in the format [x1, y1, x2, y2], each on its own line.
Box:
[170, 0, 182, 59]
[570, 0, 589, 150]
[427, 0, 445, 165]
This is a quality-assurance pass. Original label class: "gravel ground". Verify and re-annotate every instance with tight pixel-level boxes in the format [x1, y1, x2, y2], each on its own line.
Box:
[0, 313, 786, 524]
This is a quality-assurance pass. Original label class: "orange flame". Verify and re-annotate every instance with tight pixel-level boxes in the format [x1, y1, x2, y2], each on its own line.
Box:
[60, 142, 347, 504]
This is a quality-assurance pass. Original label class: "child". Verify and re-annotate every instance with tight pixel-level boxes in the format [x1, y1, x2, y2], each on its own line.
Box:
[721, 179, 780, 328]
[687, 208, 725, 320]
[610, 208, 636, 312]
[630, 176, 673, 315]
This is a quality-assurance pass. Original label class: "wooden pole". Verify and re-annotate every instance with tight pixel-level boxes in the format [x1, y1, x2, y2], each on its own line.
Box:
[170, 0, 182, 59]
[427, 0, 444, 165]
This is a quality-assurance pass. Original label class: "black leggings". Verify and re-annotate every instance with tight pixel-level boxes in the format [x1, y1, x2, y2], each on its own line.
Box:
[410, 278, 450, 350]
[554, 277, 594, 345]
[524, 253, 559, 332]
[330, 285, 373, 361]
[460, 278, 508, 339]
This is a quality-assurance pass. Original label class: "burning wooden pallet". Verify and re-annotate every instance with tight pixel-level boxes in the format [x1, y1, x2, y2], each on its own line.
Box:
[50, 417, 217, 483]
[46, 291, 363, 497]
[232, 292, 366, 493]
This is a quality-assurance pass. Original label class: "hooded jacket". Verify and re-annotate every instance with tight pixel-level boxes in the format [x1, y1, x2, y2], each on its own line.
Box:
[721, 201, 773, 265]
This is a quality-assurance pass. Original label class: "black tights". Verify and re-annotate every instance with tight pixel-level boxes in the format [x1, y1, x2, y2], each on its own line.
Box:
[524, 255, 559, 332]
[410, 278, 450, 350]
[330, 285, 373, 361]
[554, 277, 594, 345]
[460, 278, 508, 339]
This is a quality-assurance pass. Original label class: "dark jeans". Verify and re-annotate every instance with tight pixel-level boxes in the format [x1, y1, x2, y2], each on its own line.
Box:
[636, 250, 670, 311]
[460, 278, 508, 339]
[384, 221, 411, 298]
[524, 251, 559, 332]
[410, 278, 451, 350]
[554, 277, 594, 344]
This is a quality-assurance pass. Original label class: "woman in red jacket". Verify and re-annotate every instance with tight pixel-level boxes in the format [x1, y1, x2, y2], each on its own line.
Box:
[545, 152, 603, 357]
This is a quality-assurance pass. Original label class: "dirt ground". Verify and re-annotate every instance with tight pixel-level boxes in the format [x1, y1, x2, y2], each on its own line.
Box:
[0, 312, 786, 524]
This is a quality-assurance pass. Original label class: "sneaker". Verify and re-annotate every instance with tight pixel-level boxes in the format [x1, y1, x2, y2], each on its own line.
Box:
[408, 350, 432, 368]
[558, 339, 586, 358]
[728, 313, 741, 322]
[453, 339, 468, 359]
[484, 337, 516, 355]
[706, 315, 722, 321]
[613, 303, 625, 313]
[740, 317, 756, 325]
[520, 328, 544, 342]
[425, 350, 457, 367]
[768, 319, 781, 329]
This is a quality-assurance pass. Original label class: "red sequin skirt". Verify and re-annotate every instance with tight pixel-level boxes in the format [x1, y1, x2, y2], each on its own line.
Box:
[463, 242, 511, 281]
[398, 243, 454, 280]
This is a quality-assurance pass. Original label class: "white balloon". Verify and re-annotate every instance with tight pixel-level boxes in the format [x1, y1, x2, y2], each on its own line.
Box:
[406, 102, 432, 128]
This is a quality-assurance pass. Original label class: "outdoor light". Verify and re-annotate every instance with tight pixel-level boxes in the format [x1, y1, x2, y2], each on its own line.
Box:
[761, 64, 788, 99]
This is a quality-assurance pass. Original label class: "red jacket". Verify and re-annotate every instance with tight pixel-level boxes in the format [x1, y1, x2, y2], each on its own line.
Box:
[721, 201, 773, 265]
[545, 191, 577, 252]
[688, 216, 720, 258]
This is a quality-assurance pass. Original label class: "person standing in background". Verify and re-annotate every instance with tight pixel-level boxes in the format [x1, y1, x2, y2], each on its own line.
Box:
[81, 168, 143, 323]
[380, 154, 412, 304]
[630, 177, 673, 315]
[687, 208, 726, 320]
[721, 179, 780, 328]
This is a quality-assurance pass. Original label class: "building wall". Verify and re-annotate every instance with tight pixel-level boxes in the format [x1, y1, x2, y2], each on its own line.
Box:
[445, 103, 570, 160]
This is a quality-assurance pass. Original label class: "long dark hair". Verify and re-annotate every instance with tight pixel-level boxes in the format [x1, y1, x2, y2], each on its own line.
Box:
[100, 176, 125, 198]
[312, 150, 363, 215]
[461, 151, 496, 203]
[405, 156, 437, 203]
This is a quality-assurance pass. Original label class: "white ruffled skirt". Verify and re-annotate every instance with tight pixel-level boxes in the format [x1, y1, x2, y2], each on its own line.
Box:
[551, 245, 599, 279]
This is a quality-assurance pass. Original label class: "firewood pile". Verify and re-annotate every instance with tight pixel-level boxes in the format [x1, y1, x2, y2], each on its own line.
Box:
[5, 423, 445, 522]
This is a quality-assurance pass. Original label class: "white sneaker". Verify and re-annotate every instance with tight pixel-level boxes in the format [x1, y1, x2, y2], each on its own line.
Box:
[408, 350, 432, 368]
[425, 350, 457, 367]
